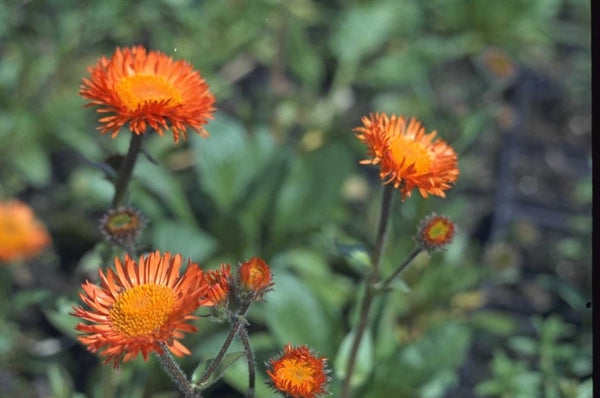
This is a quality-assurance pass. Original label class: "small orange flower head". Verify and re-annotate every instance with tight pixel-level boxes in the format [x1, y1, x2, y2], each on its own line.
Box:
[99, 207, 146, 251]
[237, 256, 273, 301]
[267, 344, 330, 398]
[71, 251, 208, 368]
[203, 264, 232, 319]
[355, 113, 459, 200]
[417, 214, 456, 252]
[80, 45, 216, 142]
[0, 200, 51, 263]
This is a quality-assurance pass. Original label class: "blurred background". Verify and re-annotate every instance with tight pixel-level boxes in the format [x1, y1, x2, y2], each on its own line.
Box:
[0, 0, 591, 397]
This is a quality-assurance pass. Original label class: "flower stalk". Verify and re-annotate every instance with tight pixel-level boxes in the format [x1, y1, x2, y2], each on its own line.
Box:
[112, 133, 143, 208]
[376, 246, 423, 291]
[238, 326, 256, 398]
[341, 184, 394, 398]
[196, 304, 250, 387]
[156, 344, 201, 398]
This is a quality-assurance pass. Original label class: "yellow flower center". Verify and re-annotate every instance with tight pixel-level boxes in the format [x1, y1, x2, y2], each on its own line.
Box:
[109, 284, 176, 337]
[388, 135, 432, 174]
[116, 75, 182, 111]
[109, 213, 135, 229]
[427, 220, 451, 242]
[278, 358, 315, 388]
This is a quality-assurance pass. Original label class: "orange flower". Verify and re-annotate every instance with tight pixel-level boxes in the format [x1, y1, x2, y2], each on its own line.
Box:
[267, 344, 329, 398]
[0, 200, 51, 263]
[80, 45, 216, 142]
[238, 256, 272, 294]
[417, 214, 456, 252]
[355, 113, 459, 199]
[204, 264, 231, 306]
[71, 251, 209, 368]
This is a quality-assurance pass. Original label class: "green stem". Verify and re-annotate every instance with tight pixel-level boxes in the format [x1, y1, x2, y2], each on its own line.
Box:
[341, 185, 394, 398]
[156, 344, 201, 398]
[238, 326, 255, 398]
[112, 133, 143, 208]
[196, 304, 250, 386]
[376, 247, 422, 291]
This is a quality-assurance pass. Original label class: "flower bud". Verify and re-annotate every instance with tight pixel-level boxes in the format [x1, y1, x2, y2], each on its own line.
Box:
[416, 213, 455, 252]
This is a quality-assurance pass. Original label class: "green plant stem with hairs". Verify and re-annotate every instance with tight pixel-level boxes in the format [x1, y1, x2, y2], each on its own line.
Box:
[157, 343, 202, 398]
[376, 246, 423, 291]
[238, 326, 256, 398]
[196, 303, 252, 387]
[341, 185, 394, 398]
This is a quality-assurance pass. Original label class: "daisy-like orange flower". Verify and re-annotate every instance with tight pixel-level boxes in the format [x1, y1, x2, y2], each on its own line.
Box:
[0, 200, 51, 263]
[71, 251, 209, 368]
[355, 113, 459, 199]
[267, 344, 329, 398]
[80, 45, 216, 142]
[417, 213, 456, 252]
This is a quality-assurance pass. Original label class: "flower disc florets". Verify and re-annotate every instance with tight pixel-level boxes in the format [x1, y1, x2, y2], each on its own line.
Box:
[99, 207, 146, 251]
[416, 213, 456, 252]
[267, 344, 330, 398]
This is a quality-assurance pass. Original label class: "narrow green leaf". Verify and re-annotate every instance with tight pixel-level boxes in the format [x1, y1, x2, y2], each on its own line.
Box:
[334, 329, 374, 388]
[191, 351, 245, 388]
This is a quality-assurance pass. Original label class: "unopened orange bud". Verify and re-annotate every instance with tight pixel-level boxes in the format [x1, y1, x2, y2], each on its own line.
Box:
[239, 257, 272, 292]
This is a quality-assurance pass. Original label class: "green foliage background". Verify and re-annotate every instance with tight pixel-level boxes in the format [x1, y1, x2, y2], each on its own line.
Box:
[0, 1, 591, 397]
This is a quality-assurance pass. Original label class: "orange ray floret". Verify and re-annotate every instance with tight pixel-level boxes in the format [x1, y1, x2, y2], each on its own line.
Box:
[355, 113, 459, 200]
[80, 45, 216, 142]
[267, 344, 329, 398]
[0, 200, 51, 263]
[71, 251, 209, 368]
[204, 264, 231, 306]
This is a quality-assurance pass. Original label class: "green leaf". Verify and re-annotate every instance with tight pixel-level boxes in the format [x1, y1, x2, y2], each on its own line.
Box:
[286, 20, 324, 88]
[191, 114, 275, 213]
[152, 220, 217, 262]
[272, 248, 353, 311]
[367, 322, 472, 397]
[134, 160, 196, 222]
[508, 336, 539, 356]
[47, 364, 73, 398]
[191, 351, 245, 388]
[44, 308, 79, 341]
[271, 143, 353, 241]
[334, 329, 374, 388]
[470, 310, 518, 336]
[221, 354, 273, 398]
[363, 51, 426, 87]
[12, 289, 52, 313]
[263, 272, 335, 357]
[13, 140, 51, 187]
[330, 1, 399, 60]
[335, 240, 371, 275]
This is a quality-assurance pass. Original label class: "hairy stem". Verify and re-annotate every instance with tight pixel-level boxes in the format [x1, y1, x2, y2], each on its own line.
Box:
[196, 304, 250, 386]
[376, 247, 422, 291]
[156, 344, 201, 398]
[239, 326, 256, 398]
[341, 185, 394, 398]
